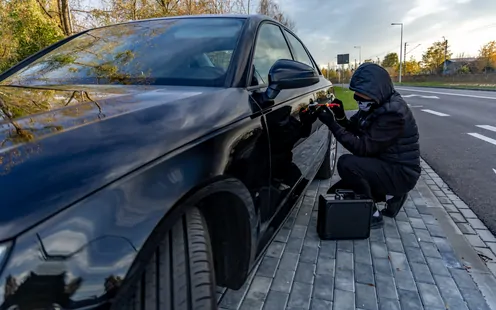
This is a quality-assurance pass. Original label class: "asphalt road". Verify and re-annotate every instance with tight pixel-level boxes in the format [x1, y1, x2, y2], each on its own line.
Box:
[395, 86, 496, 234]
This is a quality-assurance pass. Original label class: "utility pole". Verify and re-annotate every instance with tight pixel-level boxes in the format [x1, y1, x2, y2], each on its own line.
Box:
[442, 36, 448, 74]
[391, 22, 403, 83]
[404, 42, 408, 75]
[354, 59, 357, 70]
[377, 56, 380, 64]
[406, 44, 421, 55]
[327, 62, 330, 80]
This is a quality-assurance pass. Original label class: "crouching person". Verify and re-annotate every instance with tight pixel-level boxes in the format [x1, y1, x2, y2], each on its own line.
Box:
[315, 63, 421, 228]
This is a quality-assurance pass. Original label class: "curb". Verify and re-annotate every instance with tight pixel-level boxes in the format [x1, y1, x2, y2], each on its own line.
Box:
[418, 158, 496, 309]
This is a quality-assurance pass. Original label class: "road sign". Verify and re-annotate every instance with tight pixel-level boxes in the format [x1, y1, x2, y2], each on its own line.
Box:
[337, 54, 349, 65]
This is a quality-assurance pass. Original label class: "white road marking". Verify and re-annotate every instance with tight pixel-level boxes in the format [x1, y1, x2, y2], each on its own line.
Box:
[476, 125, 496, 133]
[402, 94, 439, 99]
[467, 133, 496, 146]
[421, 109, 450, 116]
[396, 87, 496, 100]
[493, 168, 496, 175]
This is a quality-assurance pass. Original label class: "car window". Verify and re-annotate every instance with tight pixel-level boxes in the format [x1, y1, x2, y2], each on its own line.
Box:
[284, 30, 314, 68]
[252, 23, 293, 86]
[1, 18, 245, 87]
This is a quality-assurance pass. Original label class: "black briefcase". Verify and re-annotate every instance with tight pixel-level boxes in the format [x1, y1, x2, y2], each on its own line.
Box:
[317, 189, 375, 240]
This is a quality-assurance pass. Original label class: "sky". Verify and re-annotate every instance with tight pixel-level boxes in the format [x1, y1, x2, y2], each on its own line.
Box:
[259, 0, 496, 69]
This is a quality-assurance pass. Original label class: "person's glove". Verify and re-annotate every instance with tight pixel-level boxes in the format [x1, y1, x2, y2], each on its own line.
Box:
[299, 107, 317, 125]
[329, 98, 345, 120]
[315, 105, 335, 127]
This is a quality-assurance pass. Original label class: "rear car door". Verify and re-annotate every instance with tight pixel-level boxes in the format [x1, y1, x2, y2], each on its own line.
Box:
[249, 22, 330, 250]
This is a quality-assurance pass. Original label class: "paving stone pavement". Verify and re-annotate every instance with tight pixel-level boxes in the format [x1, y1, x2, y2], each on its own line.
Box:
[216, 146, 496, 310]
[421, 164, 496, 276]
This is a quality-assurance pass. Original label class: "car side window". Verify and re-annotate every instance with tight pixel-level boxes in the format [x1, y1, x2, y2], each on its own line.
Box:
[284, 30, 315, 68]
[252, 23, 293, 86]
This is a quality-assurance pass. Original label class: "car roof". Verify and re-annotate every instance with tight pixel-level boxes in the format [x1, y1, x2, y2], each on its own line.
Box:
[89, 14, 277, 31]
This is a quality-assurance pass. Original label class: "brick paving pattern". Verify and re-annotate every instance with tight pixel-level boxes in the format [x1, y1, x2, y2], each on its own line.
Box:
[421, 164, 496, 278]
[216, 147, 495, 310]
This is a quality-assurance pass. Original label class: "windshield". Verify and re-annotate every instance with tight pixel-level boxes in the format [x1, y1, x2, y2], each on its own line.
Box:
[0, 17, 245, 88]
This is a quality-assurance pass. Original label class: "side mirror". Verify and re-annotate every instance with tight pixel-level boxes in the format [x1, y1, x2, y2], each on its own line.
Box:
[265, 59, 320, 100]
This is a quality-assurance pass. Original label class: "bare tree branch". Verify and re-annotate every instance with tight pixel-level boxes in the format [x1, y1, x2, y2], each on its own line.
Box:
[35, 0, 53, 18]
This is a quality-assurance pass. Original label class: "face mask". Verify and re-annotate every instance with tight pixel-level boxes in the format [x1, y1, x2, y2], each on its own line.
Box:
[354, 94, 375, 112]
[357, 101, 375, 112]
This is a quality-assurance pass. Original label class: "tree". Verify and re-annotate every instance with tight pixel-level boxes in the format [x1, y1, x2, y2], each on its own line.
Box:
[478, 40, 496, 71]
[381, 53, 398, 68]
[72, 0, 248, 29]
[0, 0, 65, 72]
[320, 67, 338, 81]
[257, 0, 295, 30]
[421, 40, 452, 74]
[403, 56, 421, 75]
[0, 0, 250, 72]
[32, 0, 74, 35]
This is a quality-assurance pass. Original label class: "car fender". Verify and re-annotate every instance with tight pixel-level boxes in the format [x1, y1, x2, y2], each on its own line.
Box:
[0, 130, 260, 308]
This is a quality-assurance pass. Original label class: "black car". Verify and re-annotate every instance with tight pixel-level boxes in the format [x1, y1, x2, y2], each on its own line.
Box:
[0, 14, 337, 310]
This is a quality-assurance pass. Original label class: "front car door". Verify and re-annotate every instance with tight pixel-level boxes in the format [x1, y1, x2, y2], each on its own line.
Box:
[280, 27, 336, 181]
[248, 22, 332, 252]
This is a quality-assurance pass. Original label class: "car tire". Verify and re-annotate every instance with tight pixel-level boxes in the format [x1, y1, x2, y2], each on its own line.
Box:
[315, 135, 338, 180]
[131, 207, 217, 310]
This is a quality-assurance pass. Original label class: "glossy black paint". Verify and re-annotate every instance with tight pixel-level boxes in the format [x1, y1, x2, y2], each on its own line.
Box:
[269, 59, 320, 91]
[252, 59, 320, 110]
[0, 14, 335, 309]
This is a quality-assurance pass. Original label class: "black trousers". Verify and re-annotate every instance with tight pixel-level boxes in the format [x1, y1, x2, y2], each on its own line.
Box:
[328, 154, 416, 202]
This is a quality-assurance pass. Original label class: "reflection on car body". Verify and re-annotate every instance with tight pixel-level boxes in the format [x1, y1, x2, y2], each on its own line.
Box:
[0, 14, 337, 310]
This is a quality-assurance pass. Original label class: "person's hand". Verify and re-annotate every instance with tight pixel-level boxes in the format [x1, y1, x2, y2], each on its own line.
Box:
[329, 98, 345, 119]
[315, 105, 335, 127]
[299, 107, 317, 125]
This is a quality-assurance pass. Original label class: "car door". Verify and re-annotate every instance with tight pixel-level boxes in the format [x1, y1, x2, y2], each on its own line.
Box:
[248, 22, 326, 251]
[282, 28, 332, 134]
[281, 27, 335, 176]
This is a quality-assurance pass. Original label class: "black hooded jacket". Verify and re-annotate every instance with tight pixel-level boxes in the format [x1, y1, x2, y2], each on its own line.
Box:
[327, 63, 421, 178]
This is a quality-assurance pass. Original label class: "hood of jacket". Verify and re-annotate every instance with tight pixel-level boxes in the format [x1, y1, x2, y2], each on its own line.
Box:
[349, 63, 394, 105]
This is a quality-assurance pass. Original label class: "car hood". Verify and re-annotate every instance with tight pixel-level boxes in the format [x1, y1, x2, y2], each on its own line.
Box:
[0, 84, 203, 145]
[0, 84, 250, 239]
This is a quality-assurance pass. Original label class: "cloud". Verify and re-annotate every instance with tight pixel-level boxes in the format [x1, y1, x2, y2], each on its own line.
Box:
[402, 0, 449, 25]
[263, 0, 496, 67]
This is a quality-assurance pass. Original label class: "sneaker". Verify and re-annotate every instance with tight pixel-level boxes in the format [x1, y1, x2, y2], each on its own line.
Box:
[382, 194, 408, 218]
[371, 212, 384, 229]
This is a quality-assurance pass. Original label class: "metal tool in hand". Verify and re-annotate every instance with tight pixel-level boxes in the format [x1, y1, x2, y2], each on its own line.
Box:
[303, 102, 341, 113]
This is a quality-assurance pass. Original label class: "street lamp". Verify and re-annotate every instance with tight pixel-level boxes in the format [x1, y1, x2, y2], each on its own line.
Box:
[354, 46, 362, 65]
[391, 22, 403, 83]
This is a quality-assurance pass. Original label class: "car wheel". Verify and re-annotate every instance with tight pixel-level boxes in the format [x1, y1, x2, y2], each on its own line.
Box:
[315, 135, 338, 180]
[131, 207, 217, 310]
